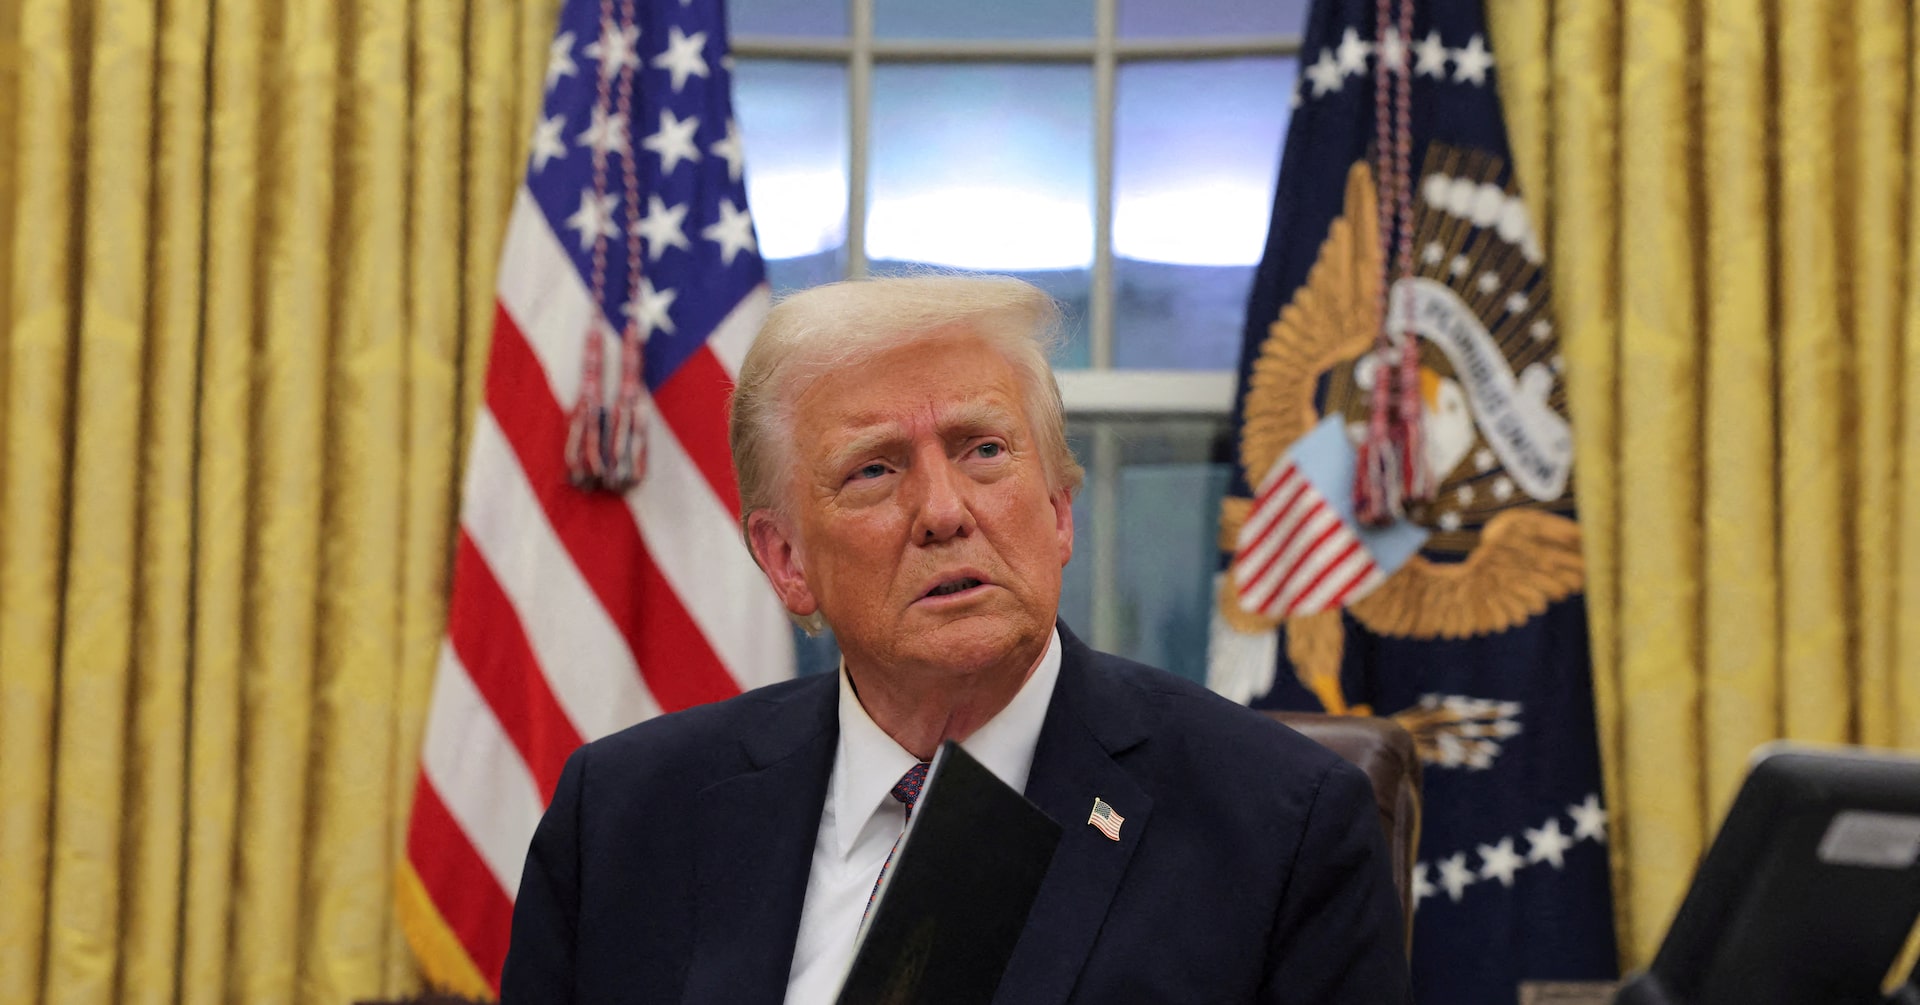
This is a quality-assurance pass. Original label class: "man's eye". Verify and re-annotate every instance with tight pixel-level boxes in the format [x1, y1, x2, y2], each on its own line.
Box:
[975, 442, 1003, 459]
[852, 462, 888, 480]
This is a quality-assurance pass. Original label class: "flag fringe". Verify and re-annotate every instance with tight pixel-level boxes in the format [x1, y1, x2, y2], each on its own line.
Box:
[396, 860, 497, 1001]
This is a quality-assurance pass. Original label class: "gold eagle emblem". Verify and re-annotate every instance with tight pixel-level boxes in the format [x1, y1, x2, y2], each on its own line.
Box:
[1219, 150, 1585, 715]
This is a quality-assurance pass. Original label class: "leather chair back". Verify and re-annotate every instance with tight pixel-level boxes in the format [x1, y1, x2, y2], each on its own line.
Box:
[1263, 710, 1422, 953]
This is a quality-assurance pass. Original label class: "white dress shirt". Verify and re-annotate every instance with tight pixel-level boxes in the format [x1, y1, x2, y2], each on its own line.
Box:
[781, 629, 1062, 1004]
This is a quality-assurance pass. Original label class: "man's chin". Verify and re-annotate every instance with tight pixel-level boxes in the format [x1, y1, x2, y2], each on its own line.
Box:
[894, 615, 1045, 678]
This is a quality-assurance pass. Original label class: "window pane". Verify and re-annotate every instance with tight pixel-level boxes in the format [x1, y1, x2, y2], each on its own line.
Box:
[728, 0, 847, 37]
[1118, 0, 1308, 38]
[869, 63, 1093, 366]
[1113, 57, 1292, 369]
[875, 0, 1091, 39]
[734, 59, 849, 294]
[1062, 419, 1231, 683]
[1060, 428, 1095, 640]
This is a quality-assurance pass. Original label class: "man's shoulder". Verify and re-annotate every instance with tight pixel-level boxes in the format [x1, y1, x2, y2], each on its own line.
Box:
[569, 672, 836, 788]
[1076, 647, 1347, 782]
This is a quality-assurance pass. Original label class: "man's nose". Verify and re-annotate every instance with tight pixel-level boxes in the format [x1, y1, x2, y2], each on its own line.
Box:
[911, 453, 975, 544]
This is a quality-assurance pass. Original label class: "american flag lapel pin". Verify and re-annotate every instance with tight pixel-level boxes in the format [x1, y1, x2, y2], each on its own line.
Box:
[1088, 797, 1124, 841]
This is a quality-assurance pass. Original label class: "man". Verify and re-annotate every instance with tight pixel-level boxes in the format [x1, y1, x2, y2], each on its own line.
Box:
[501, 275, 1412, 1003]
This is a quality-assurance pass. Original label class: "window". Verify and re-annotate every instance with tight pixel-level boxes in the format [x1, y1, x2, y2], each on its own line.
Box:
[729, 0, 1306, 681]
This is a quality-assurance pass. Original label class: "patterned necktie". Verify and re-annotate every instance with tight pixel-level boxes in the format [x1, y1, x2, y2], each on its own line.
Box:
[863, 762, 930, 921]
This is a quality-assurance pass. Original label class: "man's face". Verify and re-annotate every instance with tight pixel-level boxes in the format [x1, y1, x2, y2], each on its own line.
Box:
[748, 328, 1074, 683]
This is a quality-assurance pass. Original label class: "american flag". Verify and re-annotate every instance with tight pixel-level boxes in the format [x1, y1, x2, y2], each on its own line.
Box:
[1087, 798, 1124, 841]
[397, 0, 794, 994]
[1232, 417, 1425, 621]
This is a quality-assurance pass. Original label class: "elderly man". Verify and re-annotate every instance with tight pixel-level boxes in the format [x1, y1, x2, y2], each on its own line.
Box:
[501, 275, 1412, 1003]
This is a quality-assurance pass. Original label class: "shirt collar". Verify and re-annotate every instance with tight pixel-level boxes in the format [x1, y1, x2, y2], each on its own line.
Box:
[829, 628, 1062, 860]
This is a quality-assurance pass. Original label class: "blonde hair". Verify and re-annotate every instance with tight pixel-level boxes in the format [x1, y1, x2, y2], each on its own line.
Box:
[729, 273, 1085, 527]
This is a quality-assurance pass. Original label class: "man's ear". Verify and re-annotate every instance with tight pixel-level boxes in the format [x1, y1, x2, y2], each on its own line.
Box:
[1050, 487, 1074, 568]
[746, 510, 818, 618]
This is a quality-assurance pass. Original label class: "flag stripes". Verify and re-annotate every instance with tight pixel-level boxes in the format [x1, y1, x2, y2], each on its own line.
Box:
[462, 409, 666, 734]
[1233, 462, 1383, 620]
[480, 318, 738, 712]
[446, 533, 585, 795]
[418, 647, 548, 896]
[405, 778, 517, 989]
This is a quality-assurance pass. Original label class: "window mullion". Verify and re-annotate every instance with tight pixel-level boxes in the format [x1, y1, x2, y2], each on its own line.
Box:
[1090, 0, 1116, 371]
[847, 0, 874, 278]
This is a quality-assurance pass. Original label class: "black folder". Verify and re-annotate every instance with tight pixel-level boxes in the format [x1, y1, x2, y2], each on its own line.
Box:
[835, 740, 1063, 1005]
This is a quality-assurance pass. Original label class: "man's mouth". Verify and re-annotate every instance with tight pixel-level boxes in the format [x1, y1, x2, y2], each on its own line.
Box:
[925, 577, 984, 598]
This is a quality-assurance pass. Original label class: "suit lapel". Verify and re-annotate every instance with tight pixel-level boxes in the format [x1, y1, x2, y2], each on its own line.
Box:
[683, 676, 839, 1002]
[994, 627, 1154, 1005]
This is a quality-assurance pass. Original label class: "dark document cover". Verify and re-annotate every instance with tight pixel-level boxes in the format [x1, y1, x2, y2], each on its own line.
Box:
[835, 740, 1063, 1005]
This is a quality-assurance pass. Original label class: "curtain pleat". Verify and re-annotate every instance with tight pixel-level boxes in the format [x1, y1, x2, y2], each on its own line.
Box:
[302, 0, 410, 998]
[0, 0, 81, 999]
[1775, 0, 1851, 747]
[229, 0, 337, 997]
[1616, 0, 1707, 967]
[1845, 0, 1908, 751]
[117, 0, 208, 997]
[179, 0, 260, 997]
[44, 0, 160, 1000]
[1903, 11, 1920, 759]
[387, 0, 468, 988]
[1697, 0, 1776, 842]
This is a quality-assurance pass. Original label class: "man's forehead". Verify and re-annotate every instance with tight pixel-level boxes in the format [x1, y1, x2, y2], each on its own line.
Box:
[823, 394, 1025, 445]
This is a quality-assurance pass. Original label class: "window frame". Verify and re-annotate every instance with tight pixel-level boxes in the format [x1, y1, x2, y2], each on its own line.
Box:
[732, 0, 1302, 654]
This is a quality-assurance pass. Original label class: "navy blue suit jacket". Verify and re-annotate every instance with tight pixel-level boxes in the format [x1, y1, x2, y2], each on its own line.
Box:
[501, 624, 1412, 1003]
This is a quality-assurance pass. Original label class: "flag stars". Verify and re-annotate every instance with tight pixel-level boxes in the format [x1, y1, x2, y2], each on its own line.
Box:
[643, 109, 702, 173]
[1569, 794, 1609, 843]
[1437, 852, 1477, 902]
[1491, 476, 1515, 502]
[710, 118, 747, 182]
[1453, 33, 1495, 85]
[1335, 28, 1373, 77]
[652, 25, 710, 93]
[1378, 26, 1408, 74]
[577, 107, 630, 156]
[1437, 510, 1463, 532]
[1414, 30, 1450, 78]
[1476, 271, 1501, 295]
[1530, 318, 1554, 341]
[1455, 484, 1476, 505]
[1474, 447, 1496, 472]
[1526, 819, 1575, 869]
[1421, 241, 1445, 266]
[624, 276, 678, 338]
[631, 195, 691, 260]
[531, 114, 568, 172]
[546, 31, 578, 91]
[1478, 837, 1524, 887]
[584, 19, 641, 78]
[1505, 291, 1529, 314]
[565, 190, 621, 249]
[1413, 862, 1435, 907]
[1305, 48, 1344, 97]
[1450, 254, 1471, 277]
[702, 198, 757, 264]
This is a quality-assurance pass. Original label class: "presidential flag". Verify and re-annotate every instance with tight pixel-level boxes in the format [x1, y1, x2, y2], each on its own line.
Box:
[1210, 1, 1617, 1000]
[397, 0, 794, 994]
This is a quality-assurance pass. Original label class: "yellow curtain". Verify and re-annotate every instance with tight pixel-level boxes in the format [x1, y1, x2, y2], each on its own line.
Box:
[1489, 0, 1920, 971]
[0, 0, 559, 1000]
